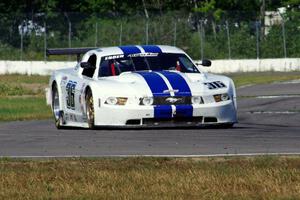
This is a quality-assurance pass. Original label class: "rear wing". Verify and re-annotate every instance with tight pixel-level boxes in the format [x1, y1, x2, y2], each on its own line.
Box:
[46, 47, 98, 62]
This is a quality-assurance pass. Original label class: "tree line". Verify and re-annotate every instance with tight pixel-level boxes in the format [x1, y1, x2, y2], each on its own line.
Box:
[1, 0, 299, 20]
[0, 0, 300, 60]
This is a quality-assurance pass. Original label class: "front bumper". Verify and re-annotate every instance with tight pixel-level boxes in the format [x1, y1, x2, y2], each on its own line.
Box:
[94, 100, 237, 127]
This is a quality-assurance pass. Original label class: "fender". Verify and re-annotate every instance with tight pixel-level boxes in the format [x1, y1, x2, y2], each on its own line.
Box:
[49, 72, 67, 112]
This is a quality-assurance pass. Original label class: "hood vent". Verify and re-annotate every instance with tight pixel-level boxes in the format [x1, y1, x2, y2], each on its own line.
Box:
[204, 81, 226, 90]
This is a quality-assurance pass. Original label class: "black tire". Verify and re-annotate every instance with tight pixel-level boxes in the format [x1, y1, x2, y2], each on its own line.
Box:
[86, 89, 95, 129]
[52, 83, 64, 129]
[220, 123, 234, 128]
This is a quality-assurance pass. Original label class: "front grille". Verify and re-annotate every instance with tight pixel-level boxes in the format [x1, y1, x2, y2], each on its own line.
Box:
[153, 96, 191, 105]
[143, 117, 203, 126]
[126, 119, 141, 125]
[125, 117, 219, 126]
[204, 117, 218, 123]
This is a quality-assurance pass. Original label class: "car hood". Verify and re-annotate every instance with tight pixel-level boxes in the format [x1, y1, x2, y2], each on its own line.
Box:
[96, 71, 230, 97]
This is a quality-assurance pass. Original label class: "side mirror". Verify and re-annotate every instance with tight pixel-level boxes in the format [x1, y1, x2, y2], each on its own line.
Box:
[80, 62, 95, 69]
[201, 59, 211, 67]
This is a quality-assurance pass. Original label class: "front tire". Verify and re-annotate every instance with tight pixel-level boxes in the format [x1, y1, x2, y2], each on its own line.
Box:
[86, 89, 95, 129]
[52, 83, 64, 129]
[219, 123, 234, 128]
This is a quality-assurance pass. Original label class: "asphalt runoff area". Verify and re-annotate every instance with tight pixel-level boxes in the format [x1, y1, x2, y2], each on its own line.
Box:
[0, 81, 299, 157]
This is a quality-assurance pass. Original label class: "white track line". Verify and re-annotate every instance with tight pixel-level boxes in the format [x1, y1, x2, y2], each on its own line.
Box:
[1, 152, 300, 158]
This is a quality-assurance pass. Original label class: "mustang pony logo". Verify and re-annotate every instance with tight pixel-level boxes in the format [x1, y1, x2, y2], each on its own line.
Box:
[165, 97, 181, 103]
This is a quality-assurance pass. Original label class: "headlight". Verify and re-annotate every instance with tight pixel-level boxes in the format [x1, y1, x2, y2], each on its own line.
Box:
[213, 93, 230, 102]
[191, 96, 203, 104]
[140, 97, 154, 106]
[221, 93, 230, 101]
[105, 97, 128, 105]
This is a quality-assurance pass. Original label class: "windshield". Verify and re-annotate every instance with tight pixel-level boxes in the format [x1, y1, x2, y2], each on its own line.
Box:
[98, 53, 199, 77]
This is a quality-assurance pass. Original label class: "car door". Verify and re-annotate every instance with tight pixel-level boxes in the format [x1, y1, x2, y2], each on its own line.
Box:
[75, 54, 98, 121]
[62, 73, 82, 122]
[62, 54, 98, 123]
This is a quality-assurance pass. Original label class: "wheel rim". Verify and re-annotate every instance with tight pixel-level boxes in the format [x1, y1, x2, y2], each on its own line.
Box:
[53, 88, 60, 120]
[87, 95, 94, 124]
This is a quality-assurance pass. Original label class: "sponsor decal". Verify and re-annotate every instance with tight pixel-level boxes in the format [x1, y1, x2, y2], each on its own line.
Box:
[66, 80, 77, 110]
[104, 54, 124, 60]
[128, 52, 158, 57]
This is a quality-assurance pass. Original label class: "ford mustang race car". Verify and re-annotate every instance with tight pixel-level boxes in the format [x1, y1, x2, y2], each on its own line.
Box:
[46, 45, 237, 129]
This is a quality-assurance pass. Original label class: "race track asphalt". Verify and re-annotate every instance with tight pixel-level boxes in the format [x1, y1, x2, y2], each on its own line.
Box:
[0, 81, 299, 157]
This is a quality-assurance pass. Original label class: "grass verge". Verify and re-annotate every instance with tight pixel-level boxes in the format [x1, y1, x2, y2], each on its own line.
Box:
[0, 74, 49, 96]
[0, 96, 52, 121]
[0, 156, 300, 199]
[1, 72, 300, 121]
[227, 71, 300, 87]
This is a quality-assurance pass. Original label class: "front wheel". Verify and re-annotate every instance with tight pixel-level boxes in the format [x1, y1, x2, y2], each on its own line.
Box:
[52, 83, 64, 129]
[86, 89, 95, 129]
[219, 123, 234, 128]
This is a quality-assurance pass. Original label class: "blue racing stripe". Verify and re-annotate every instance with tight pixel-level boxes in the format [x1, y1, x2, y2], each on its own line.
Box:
[136, 72, 170, 97]
[175, 105, 193, 118]
[158, 71, 191, 96]
[141, 45, 162, 53]
[158, 71, 193, 118]
[136, 71, 172, 119]
[119, 45, 141, 56]
[154, 105, 173, 119]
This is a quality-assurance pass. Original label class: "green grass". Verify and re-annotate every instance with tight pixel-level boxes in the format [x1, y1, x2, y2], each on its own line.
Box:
[0, 74, 49, 84]
[0, 75, 51, 121]
[0, 72, 300, 121]
[0, 74, 49, 97]
[0, 83, 37, 96]
[0, 156, 300, 199]
[227, 71, 300, 88]
[0, 97, 52, 121]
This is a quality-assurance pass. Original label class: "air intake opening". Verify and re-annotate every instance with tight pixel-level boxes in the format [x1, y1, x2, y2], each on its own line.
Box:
[143, 117, 203, 125]
[126, 119, 141, 125]
[204, 117, 218, 123]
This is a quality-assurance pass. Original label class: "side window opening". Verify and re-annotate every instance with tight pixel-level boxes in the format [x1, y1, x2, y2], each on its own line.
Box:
[82, 54, 97, 78]
[99, 59, 126, 77]
[178, 56, 197, 72]
[99, 59, 120, 77]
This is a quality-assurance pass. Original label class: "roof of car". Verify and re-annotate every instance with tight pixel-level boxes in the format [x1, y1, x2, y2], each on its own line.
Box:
[88, 45, 185, 57]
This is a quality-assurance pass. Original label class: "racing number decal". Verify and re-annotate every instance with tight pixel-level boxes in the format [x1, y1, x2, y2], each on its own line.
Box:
[66, 81, 77, 110]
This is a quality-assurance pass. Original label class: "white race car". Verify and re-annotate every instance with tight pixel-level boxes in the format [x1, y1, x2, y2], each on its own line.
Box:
[46, 45, 237, 129]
